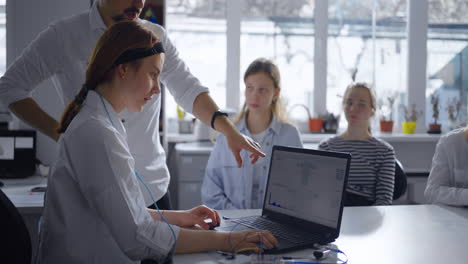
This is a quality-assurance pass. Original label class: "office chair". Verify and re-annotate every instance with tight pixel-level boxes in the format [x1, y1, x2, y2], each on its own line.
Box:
[0, 188, 32, 264]
[393, 159, 408, 200]
[345, 159, 408, 206]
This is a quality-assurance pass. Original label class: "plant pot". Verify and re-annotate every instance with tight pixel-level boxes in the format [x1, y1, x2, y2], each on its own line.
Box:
[323, 114, 340, 133]
[309, 118, 323, 133]
[380, 120, 394, 133]
[402, 121, 417, 134]
[428, 123, 442, 134]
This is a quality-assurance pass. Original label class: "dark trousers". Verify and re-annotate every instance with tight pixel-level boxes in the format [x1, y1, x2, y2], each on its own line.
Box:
[344, 192, 374, 207]
[147, 190, 173, 210]
[141, 191, 173, 264]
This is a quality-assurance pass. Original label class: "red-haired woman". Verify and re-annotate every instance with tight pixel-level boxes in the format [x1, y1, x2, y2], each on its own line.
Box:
[37, 21, 277, 264]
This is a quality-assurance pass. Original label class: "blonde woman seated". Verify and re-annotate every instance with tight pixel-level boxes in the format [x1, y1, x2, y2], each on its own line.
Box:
[425, 127, 468, 206]
[202, 58, 303, 210]
[319, 83, 395, 206]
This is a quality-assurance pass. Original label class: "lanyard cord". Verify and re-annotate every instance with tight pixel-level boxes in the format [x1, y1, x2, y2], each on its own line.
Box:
[97, 92, 177, 242]
[278, 248, 348, 264]
[221, 217, 348, 263]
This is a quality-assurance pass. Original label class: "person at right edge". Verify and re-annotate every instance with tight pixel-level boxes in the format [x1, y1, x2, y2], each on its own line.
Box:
[425, 126, 468, 206]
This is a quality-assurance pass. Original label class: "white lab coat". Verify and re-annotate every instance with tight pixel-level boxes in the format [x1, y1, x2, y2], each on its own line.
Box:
[0, 1, 209, 204]
[36, 91, 180, 264]
[425, 128, 468, 206]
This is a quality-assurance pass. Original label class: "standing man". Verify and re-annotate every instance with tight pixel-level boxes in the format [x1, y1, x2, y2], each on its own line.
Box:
[0, 0, 264, 209]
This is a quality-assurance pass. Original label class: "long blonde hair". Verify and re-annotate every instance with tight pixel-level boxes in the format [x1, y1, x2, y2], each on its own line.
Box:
[234, 58, 288, 124]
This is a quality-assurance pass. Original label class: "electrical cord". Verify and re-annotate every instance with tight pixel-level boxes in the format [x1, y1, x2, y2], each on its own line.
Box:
[278, 248, 348, 263]
[220, 216, 348, 264]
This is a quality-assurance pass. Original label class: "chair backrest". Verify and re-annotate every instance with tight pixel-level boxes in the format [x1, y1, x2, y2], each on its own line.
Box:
[0, 188, 32, 264]
[393, 159, 408, 200]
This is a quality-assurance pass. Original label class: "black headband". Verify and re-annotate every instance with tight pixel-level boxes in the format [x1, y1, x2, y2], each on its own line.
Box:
[113, 42, 165, 66]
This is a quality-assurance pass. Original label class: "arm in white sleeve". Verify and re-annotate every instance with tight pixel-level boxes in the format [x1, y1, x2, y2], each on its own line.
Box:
[158, 27, 209, 114]
[425, 137, 468, 206]
[66, 122, 179, 261]
[0, 25, 63, 107]
[201, 137, 239, 210]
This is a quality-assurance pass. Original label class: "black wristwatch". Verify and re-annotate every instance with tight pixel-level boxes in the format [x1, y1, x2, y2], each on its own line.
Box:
[210, 110, 229, 130]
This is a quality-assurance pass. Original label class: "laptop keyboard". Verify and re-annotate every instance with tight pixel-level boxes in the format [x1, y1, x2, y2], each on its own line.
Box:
[231, 216, 319, 245]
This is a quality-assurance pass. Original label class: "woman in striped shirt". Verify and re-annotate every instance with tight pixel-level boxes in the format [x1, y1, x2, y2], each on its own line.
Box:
[319, 83, 395, 206]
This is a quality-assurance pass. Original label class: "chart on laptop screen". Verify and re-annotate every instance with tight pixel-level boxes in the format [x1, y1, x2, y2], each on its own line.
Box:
[265, 149, 347, 228]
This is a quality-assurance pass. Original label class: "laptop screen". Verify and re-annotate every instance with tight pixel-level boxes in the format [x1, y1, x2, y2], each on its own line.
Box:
[264, 147, 349, 229]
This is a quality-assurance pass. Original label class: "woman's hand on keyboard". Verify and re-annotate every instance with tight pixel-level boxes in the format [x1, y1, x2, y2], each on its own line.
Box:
[227, 230, 279, 253]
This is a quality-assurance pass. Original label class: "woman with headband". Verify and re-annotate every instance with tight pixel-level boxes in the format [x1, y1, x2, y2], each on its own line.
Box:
[36, 21, 277, 264]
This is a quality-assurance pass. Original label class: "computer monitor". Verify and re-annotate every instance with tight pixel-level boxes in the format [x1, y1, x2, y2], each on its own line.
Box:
[0, 130, 36, 178]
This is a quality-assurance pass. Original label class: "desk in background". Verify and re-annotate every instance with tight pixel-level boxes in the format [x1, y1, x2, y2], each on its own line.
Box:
[1, 175, 46, 260]
[1, 174, 46, 212]
[174, 205, 468, 264]
[170, 134, 437, 209]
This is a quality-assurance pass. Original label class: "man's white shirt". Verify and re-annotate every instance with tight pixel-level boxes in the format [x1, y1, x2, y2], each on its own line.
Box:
[0, 2, 209, 204]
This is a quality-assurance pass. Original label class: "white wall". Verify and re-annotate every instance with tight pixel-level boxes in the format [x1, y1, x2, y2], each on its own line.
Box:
[6, 0, 89, 164]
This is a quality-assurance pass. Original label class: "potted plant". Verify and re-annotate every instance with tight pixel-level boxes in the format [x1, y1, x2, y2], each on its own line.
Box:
[402, 104, 422, 134]
[446, 97, 462, 131]
[428, 93, 441, 134]
[378, 93, 397, 133]
[322, 112, 340, 133]
[309, 116, 324, 133]
[289, 104, 323, 133]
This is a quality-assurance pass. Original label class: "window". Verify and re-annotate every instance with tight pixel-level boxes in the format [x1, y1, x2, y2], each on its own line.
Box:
[0, 0, 7, 120]
[427, 0, 468, 130]
[327, 0, 407, 127]
[0, 0, 6, 76]
[166, 0, 227, 119]
[240, 1, 314, 119]
[165, 0, 467, 134]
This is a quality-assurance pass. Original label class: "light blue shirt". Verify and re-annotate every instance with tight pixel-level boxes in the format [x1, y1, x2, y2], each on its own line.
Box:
[201, 116, 303, 209]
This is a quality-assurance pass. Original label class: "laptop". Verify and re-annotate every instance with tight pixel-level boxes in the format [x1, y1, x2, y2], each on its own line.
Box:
[218, 145, 351, 253]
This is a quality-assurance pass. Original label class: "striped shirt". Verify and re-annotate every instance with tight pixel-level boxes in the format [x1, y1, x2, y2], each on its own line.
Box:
[319, 136, 396, 205]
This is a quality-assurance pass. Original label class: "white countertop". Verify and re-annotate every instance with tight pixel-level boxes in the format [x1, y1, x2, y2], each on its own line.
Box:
[1, 175, 46, 213]
[168, 132, 441, 144]
[173, 134, 437, 174]
[301, 132, 441, 143]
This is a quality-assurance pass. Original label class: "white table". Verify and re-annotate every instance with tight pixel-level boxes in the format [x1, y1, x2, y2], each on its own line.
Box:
[1, 175, 47, 260]
[174, 205, 468, 264]
[1, 175, 46, 213]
